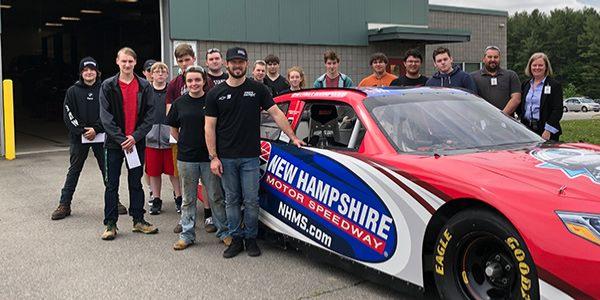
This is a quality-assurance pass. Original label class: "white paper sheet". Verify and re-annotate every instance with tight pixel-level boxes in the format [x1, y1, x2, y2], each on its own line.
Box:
[81, 132, 106, 144]
[124, 146, 141, 169]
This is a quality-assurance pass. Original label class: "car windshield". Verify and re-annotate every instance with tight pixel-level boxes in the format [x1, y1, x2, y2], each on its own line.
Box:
[580, 98, 595, 103]
[364, 93, 543, 154]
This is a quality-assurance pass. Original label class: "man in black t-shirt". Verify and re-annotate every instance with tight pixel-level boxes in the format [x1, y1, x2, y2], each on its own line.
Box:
[205, 47, 304, 259]
[205, 48, 229, 91]
[263, 54, 289, 95]
[390, 49, 428, 87]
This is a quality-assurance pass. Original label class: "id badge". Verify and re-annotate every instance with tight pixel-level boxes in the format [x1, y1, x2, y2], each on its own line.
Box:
[544, 85, 551, 94]
[490, 77, 498, 86]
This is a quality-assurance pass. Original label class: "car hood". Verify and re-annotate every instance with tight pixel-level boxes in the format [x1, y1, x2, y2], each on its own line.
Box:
[437, 143, 600, 202]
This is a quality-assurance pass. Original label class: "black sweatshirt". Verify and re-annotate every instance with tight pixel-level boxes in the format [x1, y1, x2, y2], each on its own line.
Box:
[63, 79, 104, 144]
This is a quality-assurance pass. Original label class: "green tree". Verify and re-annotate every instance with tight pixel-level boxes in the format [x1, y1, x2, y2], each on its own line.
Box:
[578, 9, 600, 98]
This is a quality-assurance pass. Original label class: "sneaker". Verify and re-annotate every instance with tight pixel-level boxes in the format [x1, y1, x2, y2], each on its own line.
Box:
[204, 217, 217, 233]
[173, 239, 193, 250]
[150, 198, 162, 215]
[175, 196, 182, 214]
[173, 223, 182, 234]
[117, 202, 127, 215]
[132, 220, 159, 234]
[245, 238, 262, 257]
[223, 237, 244, 258]
[222, 236, 233, 246]
[101, 222, 118, 240]
[147, 191, 154, 206]
[51, 204, 71, 220]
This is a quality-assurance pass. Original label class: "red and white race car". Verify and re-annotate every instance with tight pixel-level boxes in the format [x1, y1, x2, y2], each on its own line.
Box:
[258, 87, 600, 299]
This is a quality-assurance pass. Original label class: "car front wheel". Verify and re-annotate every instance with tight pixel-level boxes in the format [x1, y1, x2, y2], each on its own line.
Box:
[433, 209, 539, 300]
[582, 106, 588, 112]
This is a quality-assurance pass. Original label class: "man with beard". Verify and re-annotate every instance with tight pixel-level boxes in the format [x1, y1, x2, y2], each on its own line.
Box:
[358, 53, 397, 87]
[471, 46, 521, 115]
[205, 47, 304, 258]
[390, 49, 428, 87]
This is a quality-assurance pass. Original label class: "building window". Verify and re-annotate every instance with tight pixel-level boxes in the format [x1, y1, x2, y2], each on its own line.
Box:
[462, 62, 482, 73]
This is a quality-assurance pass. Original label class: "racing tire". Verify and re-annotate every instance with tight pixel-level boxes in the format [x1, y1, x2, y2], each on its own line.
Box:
[563, 106, 568, 112]
[582, 106, 588, 112]
[433, 209, 539, 300]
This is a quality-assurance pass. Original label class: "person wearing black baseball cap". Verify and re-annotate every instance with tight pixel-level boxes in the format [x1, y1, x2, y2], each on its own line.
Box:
[205, 47, 305, 258]
[52, 56, 126, 220]
[142, 59, 157, 83]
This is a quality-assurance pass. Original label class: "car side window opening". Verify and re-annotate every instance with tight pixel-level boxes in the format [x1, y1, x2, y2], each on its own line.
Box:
[260, 102, 290, 141]
[295, 101, 365, 150]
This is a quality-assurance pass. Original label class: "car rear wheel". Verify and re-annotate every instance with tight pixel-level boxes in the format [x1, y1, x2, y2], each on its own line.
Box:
[582, 106, 588, 112]
[433, 209, 539, 300]
[563, 106, 568, 112]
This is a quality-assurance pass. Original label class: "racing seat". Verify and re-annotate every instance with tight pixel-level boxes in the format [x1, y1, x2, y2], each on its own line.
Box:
[307, 104, 341, 148]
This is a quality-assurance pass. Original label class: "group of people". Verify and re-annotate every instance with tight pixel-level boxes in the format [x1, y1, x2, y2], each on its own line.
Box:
[51, 42, 563, 258]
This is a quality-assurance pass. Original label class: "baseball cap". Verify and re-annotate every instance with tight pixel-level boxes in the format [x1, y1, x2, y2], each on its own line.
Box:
[143, 59, 157, 71]
[79, 57, 99, 72]
[225, 47, 248, 61]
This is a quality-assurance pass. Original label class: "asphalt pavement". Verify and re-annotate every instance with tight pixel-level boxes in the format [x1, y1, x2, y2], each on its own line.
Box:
[0, 151, 415, 299]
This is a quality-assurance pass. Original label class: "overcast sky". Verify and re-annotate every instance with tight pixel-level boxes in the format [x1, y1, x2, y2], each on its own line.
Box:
[429, 0, 600, 14]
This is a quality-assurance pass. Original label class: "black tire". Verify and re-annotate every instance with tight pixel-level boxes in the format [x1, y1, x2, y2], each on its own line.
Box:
[433, 209, 539, 300]
[563, 106, 568, 112]
[582, 106, 588, 112]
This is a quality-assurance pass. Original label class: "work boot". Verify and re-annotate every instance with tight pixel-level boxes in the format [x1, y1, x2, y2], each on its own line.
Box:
[101, 222, 118, 240]
[117, 202, 127, 215]
[51, 204, 71, 220]
[132, 220, 159, 234]
[223, 237, 244, 258]
[245, 238, 262, 257]
[173, 239, 194, 251]
[150, 198, 162, 215]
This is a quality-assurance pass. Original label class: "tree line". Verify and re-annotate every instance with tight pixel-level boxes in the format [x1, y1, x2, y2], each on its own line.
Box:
[508, 7, 600, 99]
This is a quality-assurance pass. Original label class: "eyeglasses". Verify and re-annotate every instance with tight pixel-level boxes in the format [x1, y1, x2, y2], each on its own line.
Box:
[185, 65, 206, 74]
[485, 45, 501, 52]
[207, 48, 220, 54]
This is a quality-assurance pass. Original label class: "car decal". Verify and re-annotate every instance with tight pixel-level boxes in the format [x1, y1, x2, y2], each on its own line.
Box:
[259, 141, 397, 262]
[530, 148, 600, 185]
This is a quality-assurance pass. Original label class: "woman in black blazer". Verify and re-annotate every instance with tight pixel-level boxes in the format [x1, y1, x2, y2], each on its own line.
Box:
[517, 52, 563, 141]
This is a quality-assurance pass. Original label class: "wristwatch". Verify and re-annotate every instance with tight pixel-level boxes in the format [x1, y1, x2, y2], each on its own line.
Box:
[209, 154, 218, 161]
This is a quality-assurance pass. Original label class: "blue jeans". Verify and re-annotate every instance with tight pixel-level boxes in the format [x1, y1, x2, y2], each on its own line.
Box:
[220, 157, 260, 239]
[103, 146, 146, 225]
[177, 160, 228, 243]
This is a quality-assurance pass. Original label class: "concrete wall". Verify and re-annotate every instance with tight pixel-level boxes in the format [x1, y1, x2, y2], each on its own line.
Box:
[424, 7, 508, 76]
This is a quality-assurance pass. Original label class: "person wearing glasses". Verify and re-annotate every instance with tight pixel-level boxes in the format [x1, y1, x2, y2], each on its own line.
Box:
[144, 62, 182, 215]
[205, 48, 229, 90]
[516, 52, 563, 141]
[263, 54, 290, 95]
[251, 60, 276, 96]
[205, 47, 304, 258]
[471, 46, 521, 115]
[390, 49, 428, 87]
[167, 65, 229, 250]
[358, 53, 397, 87]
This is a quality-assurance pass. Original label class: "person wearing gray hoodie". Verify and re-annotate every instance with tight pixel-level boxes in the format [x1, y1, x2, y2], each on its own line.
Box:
[425, 47, 478, 94]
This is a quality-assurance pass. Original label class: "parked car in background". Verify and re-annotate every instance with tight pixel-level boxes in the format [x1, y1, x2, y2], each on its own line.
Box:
[563, 97, 600, 112]
[594, 99, 600, 104]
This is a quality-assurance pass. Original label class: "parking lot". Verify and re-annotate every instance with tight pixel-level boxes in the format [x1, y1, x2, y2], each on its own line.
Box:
[0, 151, 414, 299]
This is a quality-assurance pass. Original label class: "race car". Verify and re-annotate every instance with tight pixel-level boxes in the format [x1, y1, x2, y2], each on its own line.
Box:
[257, 87, 600, 300]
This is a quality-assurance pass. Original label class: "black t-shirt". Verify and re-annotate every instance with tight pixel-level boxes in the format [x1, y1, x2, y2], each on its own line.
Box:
[166, 93, 210, 162]
[205, 79, 276, 158]
[390, 75, 429, 87]
[264, 75, 290, 95]
[208, 73, 229, 86]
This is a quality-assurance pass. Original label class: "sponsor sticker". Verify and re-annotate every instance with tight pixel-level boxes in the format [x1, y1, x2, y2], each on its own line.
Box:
[259, 141, 397, 262]
[530, 148, 600, 184]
